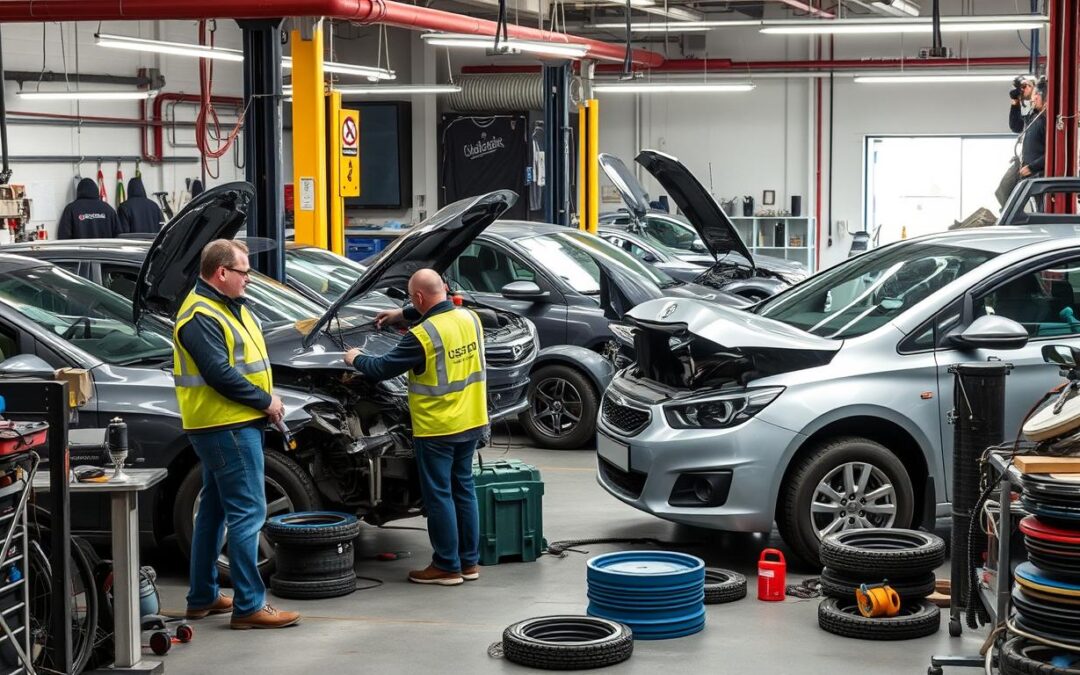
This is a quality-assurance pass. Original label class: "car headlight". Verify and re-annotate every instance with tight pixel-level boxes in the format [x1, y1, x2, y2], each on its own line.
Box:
[607, 322, 637, 346]
[663, 387, 784, 429]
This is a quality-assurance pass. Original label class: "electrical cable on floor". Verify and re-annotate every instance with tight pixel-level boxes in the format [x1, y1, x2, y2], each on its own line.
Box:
[354, 575, 384, 592]
[487, 641, 504, 659]
[377, 525, 427, 532]
[785, 577, 822, 600]
[545, 537, 701, 558]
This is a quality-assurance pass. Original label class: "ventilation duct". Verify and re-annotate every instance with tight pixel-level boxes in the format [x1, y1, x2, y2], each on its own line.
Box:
[446, 74, 544, 112]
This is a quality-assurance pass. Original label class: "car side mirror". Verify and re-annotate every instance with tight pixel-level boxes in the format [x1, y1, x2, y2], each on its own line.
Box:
[0, 354, 55, 378]
[1043, 343, 1080, 367]
[690, 240, 707, 253]
[948, 315, 1029, 351]
[500, 281, 549, 302]
[641, 253, 659, 264]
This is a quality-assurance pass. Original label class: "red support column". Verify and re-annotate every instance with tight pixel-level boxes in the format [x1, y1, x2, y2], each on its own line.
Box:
[1045, 0, 1079, 212]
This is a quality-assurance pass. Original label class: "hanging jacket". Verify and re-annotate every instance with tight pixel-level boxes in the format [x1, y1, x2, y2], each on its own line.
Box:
[57, 178, 122, 240]
[118, 177, 165, 235]
[1021, 111, 1047, 175]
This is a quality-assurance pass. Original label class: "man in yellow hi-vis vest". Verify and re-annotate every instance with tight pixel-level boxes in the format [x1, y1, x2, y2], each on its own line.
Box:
[174, 239, 300, 629]
[345, 268, 488, 586]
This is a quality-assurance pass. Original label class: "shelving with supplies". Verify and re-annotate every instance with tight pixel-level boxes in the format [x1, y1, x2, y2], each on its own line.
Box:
[729, 216, 816, 272]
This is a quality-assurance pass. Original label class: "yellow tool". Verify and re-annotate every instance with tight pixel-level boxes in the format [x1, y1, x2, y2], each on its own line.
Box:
[855, 582, 901, 618]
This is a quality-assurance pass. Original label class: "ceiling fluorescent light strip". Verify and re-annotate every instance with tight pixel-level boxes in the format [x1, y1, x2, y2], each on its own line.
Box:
[95, 33, 244, 61]
[17, 89, 159, 100]
[594, 82, 755, 93]
[281, 56, 395, 80]
[854, 73, 1016, 83]
[871, 0, 920, 17]
[333, 84, 462, 95]
[592, 19, 762, 32]
[761, 15, 1046, 35]
[421, 33, 589, 58]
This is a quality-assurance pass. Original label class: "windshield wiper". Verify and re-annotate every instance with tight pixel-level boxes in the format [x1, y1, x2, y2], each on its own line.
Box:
[658, 280, 683, 289]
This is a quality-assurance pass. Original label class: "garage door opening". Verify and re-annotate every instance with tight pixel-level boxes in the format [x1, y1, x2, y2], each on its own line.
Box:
[864, 135, 1017, 247]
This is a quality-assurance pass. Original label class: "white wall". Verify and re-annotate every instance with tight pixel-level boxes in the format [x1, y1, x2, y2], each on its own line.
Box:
[2, 20, 247, 237]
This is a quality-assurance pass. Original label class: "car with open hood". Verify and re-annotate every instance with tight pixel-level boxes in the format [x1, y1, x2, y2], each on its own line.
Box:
[597, 225, 1080, 564]
[598, 151, 807, 301]
[9, 185, 537, 575]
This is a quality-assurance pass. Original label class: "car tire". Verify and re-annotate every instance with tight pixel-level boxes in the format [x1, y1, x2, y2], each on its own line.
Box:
[819, 567, 936, 602]
[820, 529, 945, 577]
[501, 616, 633, 670]
[265, 512, 359, 580]
[704, 568, 747, 604]
[174, 448, 321, 583]
[998, 636, 1080, 674]
[817, 597, 940, 640]
[777, 436, 915, 566]
[270, 572, 357, 600]
[519, 364, 599, 450]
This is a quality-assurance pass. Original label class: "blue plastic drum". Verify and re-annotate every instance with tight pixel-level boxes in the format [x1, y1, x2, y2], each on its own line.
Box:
[585, 551, 706, 640]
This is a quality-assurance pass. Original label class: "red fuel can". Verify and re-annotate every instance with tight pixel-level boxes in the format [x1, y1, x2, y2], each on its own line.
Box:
[757, 548, 786, 601]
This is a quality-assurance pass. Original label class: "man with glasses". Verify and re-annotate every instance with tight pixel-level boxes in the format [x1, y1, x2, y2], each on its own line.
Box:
[174, 239, 300, 629]
[344, 268, 488, 586]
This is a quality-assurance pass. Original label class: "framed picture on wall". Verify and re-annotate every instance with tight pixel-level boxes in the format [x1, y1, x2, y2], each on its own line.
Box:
[763, 190, 775, 206]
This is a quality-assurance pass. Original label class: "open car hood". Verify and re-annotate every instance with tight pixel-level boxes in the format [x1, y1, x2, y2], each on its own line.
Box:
[626, 298, 839, 388]
[598, 153, 650, 219]
[635, 150, 755, 266]
[133, 182, 252, 325]
[303, 190, 518, 348]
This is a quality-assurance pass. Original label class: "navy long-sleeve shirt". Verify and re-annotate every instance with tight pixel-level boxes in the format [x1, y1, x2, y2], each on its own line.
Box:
[352, 300, 483, 441]
[177, 280, 273, 431]
[1009, 103, 1033, 134]
[1022, 111, 1047, 175]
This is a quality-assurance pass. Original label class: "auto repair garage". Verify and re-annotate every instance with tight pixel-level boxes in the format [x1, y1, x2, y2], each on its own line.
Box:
[0, 0, 1073, 673]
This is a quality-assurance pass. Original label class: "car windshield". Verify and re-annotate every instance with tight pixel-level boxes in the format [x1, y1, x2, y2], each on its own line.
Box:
[0, 264, 173, 365]
[755, 242, 998, 339]
[518, 231, 678, 294]
[641, 215, 705, 253]
[285, 247, 367, 304]
[245, 273, 328, 326]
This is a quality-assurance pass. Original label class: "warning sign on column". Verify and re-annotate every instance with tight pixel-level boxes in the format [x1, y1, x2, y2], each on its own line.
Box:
[339, 109, 360, 197]
[299, 177, 315, 211]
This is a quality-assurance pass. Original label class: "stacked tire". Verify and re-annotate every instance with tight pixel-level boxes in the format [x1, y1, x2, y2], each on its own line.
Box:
[817, 528, 944, 640]
[265, 512, 360, 599]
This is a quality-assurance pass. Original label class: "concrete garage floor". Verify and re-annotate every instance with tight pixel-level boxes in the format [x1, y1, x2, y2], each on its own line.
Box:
[146, 435, 985, 674]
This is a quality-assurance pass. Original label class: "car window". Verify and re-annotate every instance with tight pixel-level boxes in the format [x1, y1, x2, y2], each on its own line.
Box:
[451, 242, 535, 293]
[977, 258, 1080, 338]
[517, 231, 676, 295]
[284, 247, 366, 304]
[758, 242, 997, 339]
[101, 263, 139, 300]
[643, 216, 698, 251]
[0, 264, 173, 365]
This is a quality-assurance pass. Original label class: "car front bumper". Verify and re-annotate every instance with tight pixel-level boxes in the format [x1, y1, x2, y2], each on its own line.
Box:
[595, 388, 803, 533]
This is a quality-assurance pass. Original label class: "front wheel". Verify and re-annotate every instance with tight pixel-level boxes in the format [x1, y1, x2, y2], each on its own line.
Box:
[518, 364, 599, 450]
[174, 448, 321, 582]
[777, 436, 914, 566]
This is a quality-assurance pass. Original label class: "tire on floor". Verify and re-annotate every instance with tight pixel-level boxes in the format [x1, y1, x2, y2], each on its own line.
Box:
[819, 567, 936, 602]
[820, 529, 945, 577]
[817, 598, 940, 640]
[704, 568, 747, 604]
[501, 616, 633, 670]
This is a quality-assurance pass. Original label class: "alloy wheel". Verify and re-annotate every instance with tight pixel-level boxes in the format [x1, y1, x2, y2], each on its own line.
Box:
[531, 377, 583, 438]
[810, 461, 897, 539]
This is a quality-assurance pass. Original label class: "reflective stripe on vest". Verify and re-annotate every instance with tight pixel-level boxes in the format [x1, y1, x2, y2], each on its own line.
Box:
[407, 308, 488, 437]
[172, 290, 273, 431]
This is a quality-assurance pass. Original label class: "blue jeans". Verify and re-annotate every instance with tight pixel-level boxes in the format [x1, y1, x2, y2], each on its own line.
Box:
[186, 425, 267, 616]
[414, 437, 480, 572]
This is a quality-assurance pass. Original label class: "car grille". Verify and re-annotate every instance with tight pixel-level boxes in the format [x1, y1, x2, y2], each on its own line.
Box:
[486, 339, 536, 366]
[599, 458, 647, 500]
[601, 394, 651, 436]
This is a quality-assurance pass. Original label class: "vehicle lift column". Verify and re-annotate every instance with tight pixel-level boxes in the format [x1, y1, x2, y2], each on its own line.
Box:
[1044, 0, 1079, 213]
[543, 63, 572, 226]
[239, 18, 286, 281]
[578, 60, 599, 235]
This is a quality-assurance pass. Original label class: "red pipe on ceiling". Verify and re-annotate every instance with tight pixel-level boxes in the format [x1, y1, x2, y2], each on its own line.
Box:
[0, 0, 665, 68]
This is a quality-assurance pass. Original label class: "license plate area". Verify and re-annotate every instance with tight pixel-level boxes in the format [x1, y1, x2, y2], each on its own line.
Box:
[597, 433, 630, 472]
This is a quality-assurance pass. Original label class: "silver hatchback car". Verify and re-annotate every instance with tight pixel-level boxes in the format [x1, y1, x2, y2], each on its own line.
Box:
[597, 226, 1080, 563]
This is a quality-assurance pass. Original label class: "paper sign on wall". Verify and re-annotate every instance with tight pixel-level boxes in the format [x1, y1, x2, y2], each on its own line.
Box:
[299, 177, 315, 211]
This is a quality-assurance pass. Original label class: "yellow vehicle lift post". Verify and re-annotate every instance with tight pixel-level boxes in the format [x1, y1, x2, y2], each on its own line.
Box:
[290, 22, 328, 249]
[577, 98, 599, 234]
[326, 90, 360, 255]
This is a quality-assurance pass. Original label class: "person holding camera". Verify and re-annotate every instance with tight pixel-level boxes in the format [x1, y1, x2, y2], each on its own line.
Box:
[1010, 74, 1037, 133]
[1019, 78, 1048, 179]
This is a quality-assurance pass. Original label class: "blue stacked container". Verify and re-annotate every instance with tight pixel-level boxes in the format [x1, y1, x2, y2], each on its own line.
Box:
[586, 551, 706, 640]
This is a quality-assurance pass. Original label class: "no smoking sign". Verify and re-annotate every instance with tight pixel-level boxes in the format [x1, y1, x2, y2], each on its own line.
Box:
[342, 117, 358, 157]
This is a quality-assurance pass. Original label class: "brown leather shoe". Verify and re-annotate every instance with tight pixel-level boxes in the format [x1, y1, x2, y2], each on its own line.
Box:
[230, 605, 301, 630]
[461, 565, 480, 581]
[186, 593, 233, 619]
[408, 564, 463, 586]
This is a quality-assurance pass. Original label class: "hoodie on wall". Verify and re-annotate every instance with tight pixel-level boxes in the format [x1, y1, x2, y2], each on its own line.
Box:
[439, 113, 528, 220]
[57, 178, 123, 240]
[118, 177, 165, 235]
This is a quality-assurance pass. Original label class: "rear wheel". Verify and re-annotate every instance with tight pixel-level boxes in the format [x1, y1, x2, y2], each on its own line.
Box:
[519, 364, 599, 450]
[174, 448, 321, 582]
[778, 437, 914, 566]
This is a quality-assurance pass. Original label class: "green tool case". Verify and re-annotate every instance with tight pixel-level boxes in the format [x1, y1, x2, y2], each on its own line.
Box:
[473, 459, 545, 565]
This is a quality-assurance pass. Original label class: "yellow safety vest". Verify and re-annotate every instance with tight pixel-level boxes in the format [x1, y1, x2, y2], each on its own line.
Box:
[172, 289, 274, 432]
[408, 308, 488, 438]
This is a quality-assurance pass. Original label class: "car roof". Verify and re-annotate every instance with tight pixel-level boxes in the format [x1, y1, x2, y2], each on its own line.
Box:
[0, 252, 57, 273]
[5, 239, 150, 254]
[879, 225, 1080, 255]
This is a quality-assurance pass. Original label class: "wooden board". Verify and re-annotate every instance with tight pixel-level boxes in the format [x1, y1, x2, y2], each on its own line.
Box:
[1015, 456, 1080, 474]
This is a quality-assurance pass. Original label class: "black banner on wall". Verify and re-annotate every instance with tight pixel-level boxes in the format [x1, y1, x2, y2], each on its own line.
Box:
[439, 113, 528, 219]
